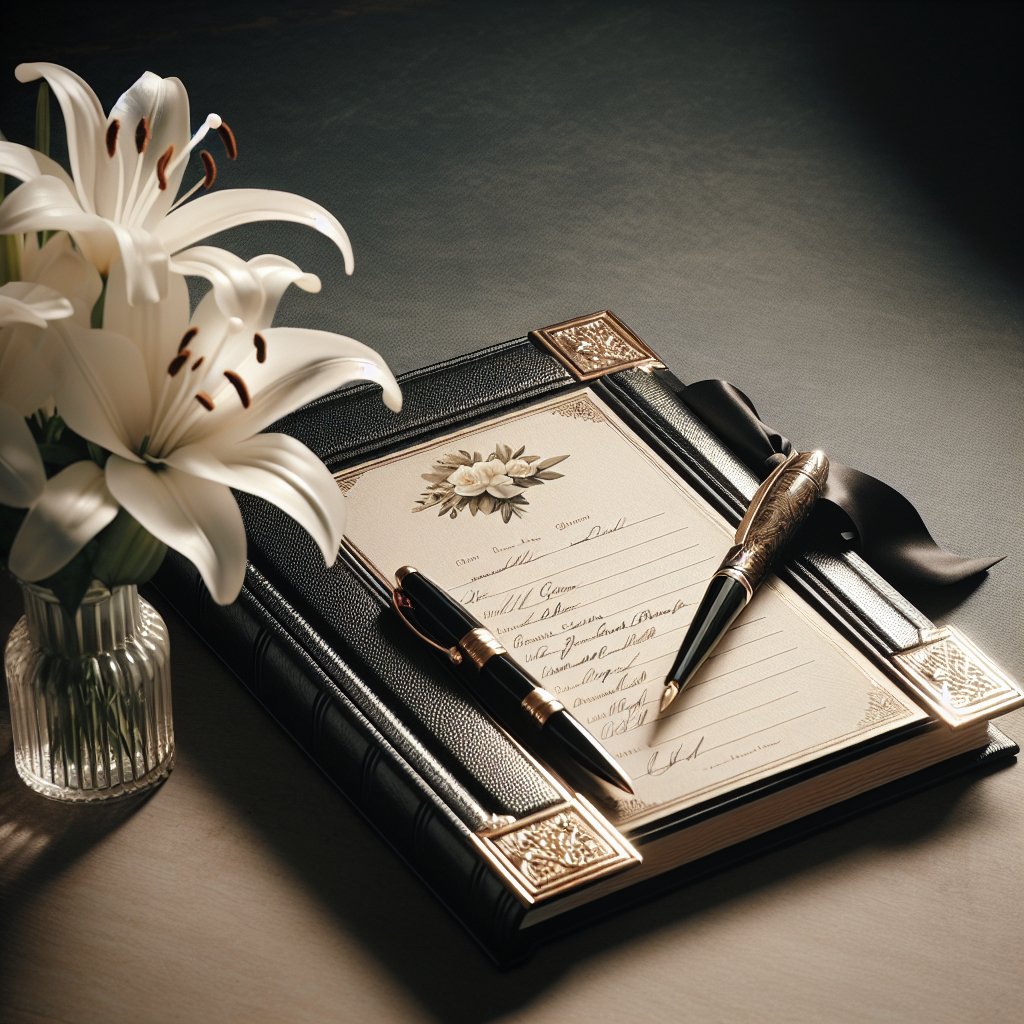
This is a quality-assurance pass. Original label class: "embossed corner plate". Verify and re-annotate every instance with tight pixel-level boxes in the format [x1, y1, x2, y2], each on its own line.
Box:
[529, 310, 664, 381]
[471, 795, 642, 905]
[891, 625, 1024, 727]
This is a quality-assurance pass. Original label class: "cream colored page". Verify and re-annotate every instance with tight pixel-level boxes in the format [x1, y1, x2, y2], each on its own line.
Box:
[339, 390, 926, 829]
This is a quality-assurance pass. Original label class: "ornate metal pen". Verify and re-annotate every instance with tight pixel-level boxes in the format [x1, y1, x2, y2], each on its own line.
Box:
[659, 450, 830, 713]
[393, 566, 635, 794]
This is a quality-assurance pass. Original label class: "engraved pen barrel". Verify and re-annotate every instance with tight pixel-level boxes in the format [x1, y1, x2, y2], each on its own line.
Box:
[660, 450, 829, 710]
[719, 450, 829, 591]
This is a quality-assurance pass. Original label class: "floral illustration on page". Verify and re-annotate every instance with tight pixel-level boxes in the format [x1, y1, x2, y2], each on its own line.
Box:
[413, 444, 568, 523]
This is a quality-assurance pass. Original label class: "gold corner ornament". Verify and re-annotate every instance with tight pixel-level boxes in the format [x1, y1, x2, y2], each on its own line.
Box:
[891, 625, 1024, 727]
[471, 795, 641, 905]
[530, 310, 664, 381]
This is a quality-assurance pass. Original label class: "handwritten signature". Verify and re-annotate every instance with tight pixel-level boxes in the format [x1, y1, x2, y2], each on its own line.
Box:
[570, 517, 627, 547]
[646, 736, 705, 777]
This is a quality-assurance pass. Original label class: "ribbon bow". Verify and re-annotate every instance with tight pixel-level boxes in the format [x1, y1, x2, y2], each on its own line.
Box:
[676, 379, 1000, 587]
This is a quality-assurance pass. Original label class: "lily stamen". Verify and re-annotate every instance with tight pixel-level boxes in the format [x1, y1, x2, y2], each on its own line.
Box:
[195, 392, 215, 411]
[105, 120, 120, 157]
[217, 122, 238, 160]
[156, 145, 174, 190]
[178, 327, 198, 353]
[129, 112, 223, 224]
[200, 150, 217, 188]
[253, 333, 267, 362]
[167, 352, 190, 376]
[192, 357, 204, 370]
[224, 370, 251, 408]
[135, 117, 150, 154]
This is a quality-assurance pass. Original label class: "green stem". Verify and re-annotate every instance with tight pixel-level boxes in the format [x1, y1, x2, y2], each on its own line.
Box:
[91, 276, 107, 329]
[35, 82, 54, 247]
[35, 82, 50, 157]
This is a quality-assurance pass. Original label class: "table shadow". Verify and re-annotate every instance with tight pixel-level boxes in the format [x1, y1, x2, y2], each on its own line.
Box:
[0, 574, 157, 937]
[145, 592, 1013, 1024]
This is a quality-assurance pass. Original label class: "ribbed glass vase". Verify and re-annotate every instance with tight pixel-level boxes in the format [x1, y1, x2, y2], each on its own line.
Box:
[4, 581, 174, 801]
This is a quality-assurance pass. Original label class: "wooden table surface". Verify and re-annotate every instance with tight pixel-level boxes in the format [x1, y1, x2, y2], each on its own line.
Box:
[1, 3, 1021, 1022]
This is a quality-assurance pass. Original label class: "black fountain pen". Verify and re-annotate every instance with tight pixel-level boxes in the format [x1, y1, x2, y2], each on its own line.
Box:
[659, 450, 830, 713]
[393, 566, 635, 794]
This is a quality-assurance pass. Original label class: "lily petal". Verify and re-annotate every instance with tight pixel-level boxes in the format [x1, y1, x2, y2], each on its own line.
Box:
[0, 282, 75, 327]
[106, 220, 171, 304]
[51, 322, 150, 461]
[247, 253, 321, 329]
[156, 189, 354, 274]
[0, 174, 120, 274]
[8, 459, 119, 580]
[20, 232, 103, 326]
[0, 140, 77, 193]
[0, 402, 46, 507]
[0, 321, 58, 414]
[104, 252, 190, 391]
[109, 71, 191, 227]
[169, 246, 265, 324]
[167, 433, 345, 565]
[179, 326, 402, 446]
[16, 63, 106, 215]
[105, 456, 246, 604]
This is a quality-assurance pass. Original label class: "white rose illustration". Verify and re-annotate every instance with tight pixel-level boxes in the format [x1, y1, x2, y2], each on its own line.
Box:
[447, 460, 522, 498]
[504, 458, 536, 479]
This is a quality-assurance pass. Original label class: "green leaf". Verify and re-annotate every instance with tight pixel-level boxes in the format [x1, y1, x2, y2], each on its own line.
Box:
[513, 476, 544, 487]
[42, 413, 65, 444]
[501, 504, 513, 524]
[534, 471, 564, 481]
[87, 441, 110, 468]
[91, 508, 168, 587]
[478, 493, 495, 515]
[513, 445, 525, 458]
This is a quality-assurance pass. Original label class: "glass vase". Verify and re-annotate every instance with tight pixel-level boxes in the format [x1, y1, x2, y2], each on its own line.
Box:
[4, 580, 174, 801]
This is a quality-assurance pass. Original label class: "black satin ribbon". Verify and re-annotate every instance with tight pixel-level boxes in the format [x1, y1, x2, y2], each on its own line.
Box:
[676, 379, 1001, 587]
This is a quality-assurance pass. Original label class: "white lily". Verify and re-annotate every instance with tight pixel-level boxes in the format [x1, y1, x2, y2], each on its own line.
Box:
[0, 63, 353, 306]
[8, 252, 401, 603]
[0, 278, 76, 508]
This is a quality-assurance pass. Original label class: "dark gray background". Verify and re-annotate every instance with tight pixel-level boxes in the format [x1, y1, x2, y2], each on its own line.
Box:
[1, 3, 1020, 1021]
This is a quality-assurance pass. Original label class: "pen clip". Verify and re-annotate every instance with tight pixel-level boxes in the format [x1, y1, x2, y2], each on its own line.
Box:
[391, 588, 465, 665]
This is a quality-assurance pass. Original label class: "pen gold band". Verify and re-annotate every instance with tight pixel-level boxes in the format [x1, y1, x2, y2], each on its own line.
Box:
[713, 567, 755, 602]
[459, 627, 507, 670]
[521, 688, 565, 727]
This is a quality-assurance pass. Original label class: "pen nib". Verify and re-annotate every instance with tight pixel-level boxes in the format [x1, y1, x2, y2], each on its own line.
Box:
[659, 682, 679, 713]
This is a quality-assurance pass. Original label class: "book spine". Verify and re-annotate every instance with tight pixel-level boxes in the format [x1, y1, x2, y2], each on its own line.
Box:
[148, 552, 529, 963]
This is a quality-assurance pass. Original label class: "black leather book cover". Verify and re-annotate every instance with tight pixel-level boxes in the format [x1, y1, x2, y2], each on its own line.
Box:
[149, 332, 1018, 964]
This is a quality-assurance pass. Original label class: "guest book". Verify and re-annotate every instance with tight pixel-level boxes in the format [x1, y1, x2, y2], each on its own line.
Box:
[150, 311, 1022, 963]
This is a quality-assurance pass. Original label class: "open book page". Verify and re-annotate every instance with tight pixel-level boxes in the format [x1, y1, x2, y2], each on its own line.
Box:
[337, 389, 928, 830]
